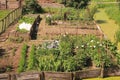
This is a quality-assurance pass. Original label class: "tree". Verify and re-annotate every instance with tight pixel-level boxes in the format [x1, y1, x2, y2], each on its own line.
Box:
[61, 0, 90, 8]
[23, 0, 43, 14]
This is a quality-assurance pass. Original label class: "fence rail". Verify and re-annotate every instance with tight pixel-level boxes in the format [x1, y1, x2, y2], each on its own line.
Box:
[0, 7, 22, 34]
[0, 68, 120, 80]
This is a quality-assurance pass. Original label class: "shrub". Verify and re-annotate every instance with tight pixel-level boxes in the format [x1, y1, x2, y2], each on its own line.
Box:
[59, 0, 90, 8]
[22, 0, 44, 14]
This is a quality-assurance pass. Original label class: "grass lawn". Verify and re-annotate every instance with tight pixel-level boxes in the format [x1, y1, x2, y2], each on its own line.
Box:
[93, 9, 120, 80]
[84, 76, 120, 80]
[0, 10, 11, 20]
[94, 9, 119, 42]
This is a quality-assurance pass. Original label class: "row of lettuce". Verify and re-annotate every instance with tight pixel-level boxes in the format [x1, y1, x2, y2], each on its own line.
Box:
[18, 35, 120, 72]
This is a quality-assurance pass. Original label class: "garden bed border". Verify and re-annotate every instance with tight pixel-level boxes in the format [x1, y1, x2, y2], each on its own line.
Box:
[0, 68, 120, 80]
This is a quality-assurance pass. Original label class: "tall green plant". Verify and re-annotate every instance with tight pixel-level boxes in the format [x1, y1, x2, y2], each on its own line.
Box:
[86, 1, 97, 20]
[27, 45, 36, 70]
[18, 44, 27, 72]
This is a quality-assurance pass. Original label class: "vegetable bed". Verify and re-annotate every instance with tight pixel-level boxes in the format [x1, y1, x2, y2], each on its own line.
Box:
[18, 35, 120, 72]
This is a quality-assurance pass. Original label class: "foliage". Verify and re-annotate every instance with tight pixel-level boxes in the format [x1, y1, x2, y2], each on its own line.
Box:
[0, 10, 11, 20]
[44, 7, 86, 23]
[105, 5, 120, 26]
[57, 0, 90, 8]
[22, 0, 43, 14]
[115, 28, 120, 45]
[92, 0, 116, 8]
[19, 16, 35, 24]
[16, 27, 28, 33]
[17, 16, 35, 33]
[86, 1, 98, 20]
[46, 17, 52, 25]
[27, 45, 36, 70]
[18, 44, 27, 72]
[25, 35, 120, 72]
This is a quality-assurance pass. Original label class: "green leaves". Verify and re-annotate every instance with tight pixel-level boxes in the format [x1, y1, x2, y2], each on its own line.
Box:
[59, 0, 90, 9]
[23, 0, 43, 14]
[18, 44, 27, 72]
[27, 45, 36, 70]
[22, 35, 120, 72]
[19, 16, 35, 24]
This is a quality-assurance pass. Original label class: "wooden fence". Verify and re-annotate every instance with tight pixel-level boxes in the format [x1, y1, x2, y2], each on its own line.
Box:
[0, 68, 120, 80]
[0, 7, 22, 34]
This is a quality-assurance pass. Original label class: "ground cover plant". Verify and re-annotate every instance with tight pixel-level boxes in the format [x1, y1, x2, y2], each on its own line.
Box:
[19, 35, 120, 72]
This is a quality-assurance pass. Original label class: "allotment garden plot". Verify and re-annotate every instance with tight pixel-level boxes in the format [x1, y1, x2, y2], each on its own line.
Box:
[37, 8, 103, 40]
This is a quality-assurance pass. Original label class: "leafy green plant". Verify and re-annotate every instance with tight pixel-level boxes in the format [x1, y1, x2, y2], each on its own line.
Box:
[18, 44, 27, 72]
[27, 45, 36, 70]
[46, 17, 52, 25]
[19, 16, 35, 24]
[86, 1, 98, 20]
[26, 35, 120, 72]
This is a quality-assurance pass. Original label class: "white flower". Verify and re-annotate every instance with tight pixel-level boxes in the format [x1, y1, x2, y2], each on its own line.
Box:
[63, 34, 66, 37]
[99, 44, 102, 46]
[81, 45, 84, 47]
[87, 43, 89, 45]
[76, 46, 79, 48]
[90, 40, 94, 42]
[93, 46, 96, 48]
